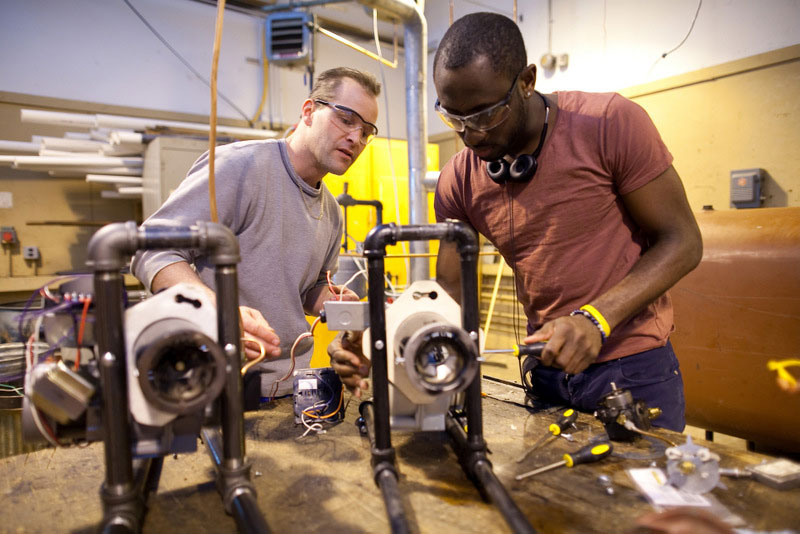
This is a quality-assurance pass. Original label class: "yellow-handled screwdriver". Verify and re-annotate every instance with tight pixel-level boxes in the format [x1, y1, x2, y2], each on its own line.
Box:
[515, 442, 614, 480]
[516, 408, 579, 463]
[483, 342, 547, 358]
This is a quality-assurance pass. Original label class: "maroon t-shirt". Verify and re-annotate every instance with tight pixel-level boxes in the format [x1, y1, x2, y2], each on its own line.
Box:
[434, 91, 674, 362]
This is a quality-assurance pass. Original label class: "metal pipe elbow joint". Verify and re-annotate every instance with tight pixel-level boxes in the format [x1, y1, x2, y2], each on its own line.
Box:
[198, 221, 240, 267]
[87, 221, 140, 272]
[442, 219, 479, 256]
[363, 223, 399, 257]
[87, 221, 240, 272]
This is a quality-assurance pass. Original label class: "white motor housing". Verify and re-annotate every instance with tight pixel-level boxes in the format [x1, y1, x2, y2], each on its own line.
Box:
[364, 280, 480, 431]
[124, 283, 225, 427]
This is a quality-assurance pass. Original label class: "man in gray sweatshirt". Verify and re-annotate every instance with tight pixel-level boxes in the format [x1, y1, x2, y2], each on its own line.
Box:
[132, 67, 380, 400]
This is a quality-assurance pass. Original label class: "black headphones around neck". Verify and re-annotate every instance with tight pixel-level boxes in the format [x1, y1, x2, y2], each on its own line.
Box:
[486, 92, 550, 185]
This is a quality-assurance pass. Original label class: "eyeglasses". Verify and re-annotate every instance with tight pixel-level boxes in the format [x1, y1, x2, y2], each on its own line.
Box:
[314, 99, 378, 145]
[434, 73, 520, 133]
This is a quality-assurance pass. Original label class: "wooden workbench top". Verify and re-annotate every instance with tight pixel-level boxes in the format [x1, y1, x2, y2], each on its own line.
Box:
[1, 381, 798, 533]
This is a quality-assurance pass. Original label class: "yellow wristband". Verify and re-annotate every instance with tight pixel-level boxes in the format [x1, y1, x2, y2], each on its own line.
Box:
[579, 304, 611, 338]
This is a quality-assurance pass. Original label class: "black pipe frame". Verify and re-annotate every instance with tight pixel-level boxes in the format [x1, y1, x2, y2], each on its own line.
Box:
[360, 221, 536, 534]
[88, 221, 268, 533]
[336, 186, 384, 252]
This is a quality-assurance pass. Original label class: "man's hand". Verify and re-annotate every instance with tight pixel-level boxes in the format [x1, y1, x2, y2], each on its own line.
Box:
[328, 331, 370, 398]
[305, 283, 360, 315]
[239, 306, 281, 360]
[525, 314, 603, 375]
[329, 285, 359, 302]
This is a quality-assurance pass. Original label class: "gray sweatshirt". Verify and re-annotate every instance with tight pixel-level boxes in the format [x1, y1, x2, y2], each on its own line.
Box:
[132, 139, 342, 397]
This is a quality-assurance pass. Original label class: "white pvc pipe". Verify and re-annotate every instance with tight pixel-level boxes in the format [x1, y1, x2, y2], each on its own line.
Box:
[64, 132, 92, 140]
[47, 167, 142, 176]
[39, 148, 101, 157]
[39, 136, 105, 151]
[21, 109, 279, 140]
[109, 131, 144, 145]
[0, 140, 39, 153]
[20, 109, 96, 128]
[116, 186, 143, 195]
[89, 128, 115, 142]
[101, 144, 144, 157]
[86, 174, 143, 185]
[11, 155, 143, 167]
[101, 190, 140, 199]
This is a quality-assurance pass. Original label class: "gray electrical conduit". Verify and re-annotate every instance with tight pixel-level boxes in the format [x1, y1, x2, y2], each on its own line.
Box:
[357, 0, 429, 283]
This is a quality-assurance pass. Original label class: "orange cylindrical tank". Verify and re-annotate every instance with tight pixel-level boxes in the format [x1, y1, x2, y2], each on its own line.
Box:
[670, 206, 800, 452]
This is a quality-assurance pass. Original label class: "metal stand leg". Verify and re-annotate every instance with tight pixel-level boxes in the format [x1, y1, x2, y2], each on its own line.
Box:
[359, 401, 411, 534]
[89, 221, 270, 533]
[203, 427, 270, 534]
[446, 412, 536, 534]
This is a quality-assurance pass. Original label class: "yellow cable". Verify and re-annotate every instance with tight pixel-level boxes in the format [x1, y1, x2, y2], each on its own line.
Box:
[302, 389, 344, 420]
[483, 256, 506, 339]
[767, 359, 800, 388]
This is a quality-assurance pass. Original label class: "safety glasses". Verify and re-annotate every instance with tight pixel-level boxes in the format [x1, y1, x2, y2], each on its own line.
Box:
[434, 72, 520, 133]
[314, 99, 378, 145]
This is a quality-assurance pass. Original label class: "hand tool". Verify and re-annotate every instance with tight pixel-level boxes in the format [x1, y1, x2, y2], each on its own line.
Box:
[515, 441, 613, 480]
[482, 342, 546, 358]
[516, 408, 579, 463]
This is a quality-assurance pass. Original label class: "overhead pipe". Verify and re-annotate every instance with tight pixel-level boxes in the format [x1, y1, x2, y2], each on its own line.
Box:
[357, 0, 429, 282]
[20, 109, 280, 141]
[315, 24, 399, 69]
[86, 175, 144, 185]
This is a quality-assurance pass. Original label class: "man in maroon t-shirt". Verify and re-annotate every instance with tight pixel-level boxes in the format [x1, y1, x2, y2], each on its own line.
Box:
[430, 13, 701, 431]
[330, 12, 701, 431]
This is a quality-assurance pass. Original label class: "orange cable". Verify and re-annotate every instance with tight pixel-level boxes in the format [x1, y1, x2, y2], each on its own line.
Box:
[75, 296, 91, 370]
[302, 389, 343, 420]
[208, 0, 226, 224]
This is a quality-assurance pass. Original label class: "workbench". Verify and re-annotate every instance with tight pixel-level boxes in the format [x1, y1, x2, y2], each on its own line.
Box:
[1, 380, 798, 534]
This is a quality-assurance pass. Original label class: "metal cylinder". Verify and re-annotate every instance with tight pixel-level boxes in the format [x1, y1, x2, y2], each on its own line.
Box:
[670, 207, 800, 451]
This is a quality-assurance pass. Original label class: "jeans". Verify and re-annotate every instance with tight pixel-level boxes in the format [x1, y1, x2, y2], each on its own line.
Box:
[528, 340, 686, 431]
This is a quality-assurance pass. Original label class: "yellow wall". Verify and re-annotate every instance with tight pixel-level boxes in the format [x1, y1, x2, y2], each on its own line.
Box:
[309, 138, 440, 368]
[621, 45, 800, 212]
[324, 138, 441, 284]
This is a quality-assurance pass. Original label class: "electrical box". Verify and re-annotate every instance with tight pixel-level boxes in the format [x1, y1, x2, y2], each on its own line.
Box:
[292, 367, 344, 424]
[23, 246, 40, 260]
[265, 11, 312, 67]
[1, 226, 17, 245]
[730, 168, 764, 209]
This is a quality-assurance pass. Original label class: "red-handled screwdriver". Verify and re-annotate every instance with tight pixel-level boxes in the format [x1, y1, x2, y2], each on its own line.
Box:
[515, 442, 614, 480]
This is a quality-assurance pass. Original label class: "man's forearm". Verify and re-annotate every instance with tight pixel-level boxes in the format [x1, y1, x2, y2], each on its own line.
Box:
[435, 241, 463, 303]
[587, 232, 702, 331]
[151, 261, 216, 302]
[592, 166, 703, 331]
